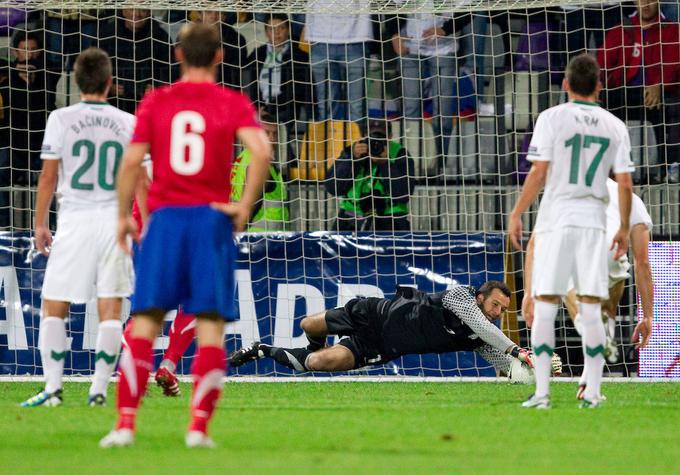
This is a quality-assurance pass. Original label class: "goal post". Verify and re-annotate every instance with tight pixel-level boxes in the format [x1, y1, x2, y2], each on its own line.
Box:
[0, 0, 678, 379]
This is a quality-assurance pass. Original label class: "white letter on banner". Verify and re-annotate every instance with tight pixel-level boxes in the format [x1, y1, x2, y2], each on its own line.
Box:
[0, 266, 27, 350]
[273, 284, 324, 348]
[336, 284, 384, 307]
[226, 269, 261, 343]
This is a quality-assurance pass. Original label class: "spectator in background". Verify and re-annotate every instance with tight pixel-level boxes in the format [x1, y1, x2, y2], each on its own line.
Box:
[306, 2, 375, 127]
[386, 9, 463, 159]
[191, 10, 249, 90]
[248, 13, 311, 134]
[597, 0, 680, 183]
[326, 119, 415, 231]
[0, 31, 47, 189]
[231, 112, 290, 232]
[44, 8, 98, 97]
[99, 9, 175, 113]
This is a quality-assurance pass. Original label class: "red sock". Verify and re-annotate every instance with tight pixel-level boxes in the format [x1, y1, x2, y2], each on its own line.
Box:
[189, 346, 225, 434]
[163, 310, 196, 367]
[116, 337, 153, 431]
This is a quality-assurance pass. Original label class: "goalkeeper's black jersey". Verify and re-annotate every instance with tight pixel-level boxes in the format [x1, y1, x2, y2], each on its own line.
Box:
[379, 285, 513, 361]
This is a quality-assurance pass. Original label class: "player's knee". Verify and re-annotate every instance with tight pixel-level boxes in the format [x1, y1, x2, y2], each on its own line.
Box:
[301, 315, 325, 335]
[306, 350, 353, 372]
[300, 317, 313, 333]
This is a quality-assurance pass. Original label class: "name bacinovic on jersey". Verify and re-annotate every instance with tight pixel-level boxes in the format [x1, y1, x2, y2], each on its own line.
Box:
[70, 115, 125, 136]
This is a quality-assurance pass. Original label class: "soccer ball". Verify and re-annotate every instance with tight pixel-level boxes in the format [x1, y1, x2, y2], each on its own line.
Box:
[508, 359, 535, 384]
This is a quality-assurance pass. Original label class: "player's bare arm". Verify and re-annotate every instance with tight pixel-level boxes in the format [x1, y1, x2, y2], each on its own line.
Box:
[34, 160, 60, 256]
[630, 223, 653, 348]
[212, 127, 271, 232]
[509, 160, 549, 251]
[134, 167, 151, 229]
[611, 171, 633, 260]
[116, 143, 149, 253]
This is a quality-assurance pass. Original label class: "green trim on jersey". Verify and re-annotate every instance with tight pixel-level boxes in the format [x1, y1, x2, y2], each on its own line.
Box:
[572, 100, 600, 107]
[81, 100, 109, 105]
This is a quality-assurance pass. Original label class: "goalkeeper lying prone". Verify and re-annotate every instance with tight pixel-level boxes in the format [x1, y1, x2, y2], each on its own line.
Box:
[230, 281, 562, 379]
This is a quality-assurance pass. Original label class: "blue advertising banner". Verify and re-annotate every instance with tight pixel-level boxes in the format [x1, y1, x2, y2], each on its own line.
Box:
[0, 232, 505, 377]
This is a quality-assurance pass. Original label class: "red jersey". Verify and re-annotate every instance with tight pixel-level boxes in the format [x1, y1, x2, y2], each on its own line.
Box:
[131, 81, 259, 213]
[597, 13, 680, 91]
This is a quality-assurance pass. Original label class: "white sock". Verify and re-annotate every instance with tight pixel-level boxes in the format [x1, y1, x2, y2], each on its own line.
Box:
[90, 320, 123, 397]
[573, 313, 583, 336]
[531, 300, 558, 398]
[580, 302, 605, 401]
[40, 317, 67, 394]
[579, 361, 588, 387]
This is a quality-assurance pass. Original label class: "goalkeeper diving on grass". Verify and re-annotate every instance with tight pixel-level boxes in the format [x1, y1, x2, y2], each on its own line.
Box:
[229, 281, 562, 378]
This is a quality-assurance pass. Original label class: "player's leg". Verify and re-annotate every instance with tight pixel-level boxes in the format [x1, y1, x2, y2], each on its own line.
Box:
[574, 228, 609, 407]
[577, 295, 606, 406]
[88, 297, 124, 406]
[300, 311, 330, 350]
[527, 294, 560, 408]
[186, 314, 226, 448]
[524, 230, 571, 408]
[156, 308, 196, 397]
[99, 310, 164, 448]
[91, 210, 133, 405]
[305, 344, 356, 371]
[563, 288, 590, 395]
[101, 208, 187, 447]
[21, 299, 70, 407]
[230, 341, 356, 372]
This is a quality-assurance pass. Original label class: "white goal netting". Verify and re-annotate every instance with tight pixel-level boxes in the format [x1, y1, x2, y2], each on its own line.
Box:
[0, 0, 678, 379]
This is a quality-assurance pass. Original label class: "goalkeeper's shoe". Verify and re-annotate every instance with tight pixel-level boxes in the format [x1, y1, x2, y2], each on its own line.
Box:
[99, 429, 134, 448]
[186, 431, 216, 449]
[20, 388, 63, 407]
[228, 342, 267, 367]
[521, 394, 551, 409]
[155, 366, 181, 397]
[88, 394, 106, 407]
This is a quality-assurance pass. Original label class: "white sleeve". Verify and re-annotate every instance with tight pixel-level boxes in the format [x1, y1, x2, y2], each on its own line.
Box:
[630, 194, 653, 231]
[475, 344, 513, 374]
[40, 111, 64, 160]
[612, 125, 635, 174]
[527, 112, 554, 163]
[441, 287, 516, 353]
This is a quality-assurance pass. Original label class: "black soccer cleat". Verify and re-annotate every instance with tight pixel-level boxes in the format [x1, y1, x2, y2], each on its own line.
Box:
[229, 342, 267, 367]
[88, 393, 107, 407]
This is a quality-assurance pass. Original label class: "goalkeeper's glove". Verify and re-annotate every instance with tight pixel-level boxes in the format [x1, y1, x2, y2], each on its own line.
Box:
[510, 346, 534, 368]
[551, 353, 563, 376]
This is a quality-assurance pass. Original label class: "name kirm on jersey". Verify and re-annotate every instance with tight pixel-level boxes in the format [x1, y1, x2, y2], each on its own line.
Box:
[70, 115, 126, 136]
[574, 113, 599, 127]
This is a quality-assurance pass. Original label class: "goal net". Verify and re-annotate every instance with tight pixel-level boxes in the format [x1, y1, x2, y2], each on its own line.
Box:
[0, 0, 678, 379]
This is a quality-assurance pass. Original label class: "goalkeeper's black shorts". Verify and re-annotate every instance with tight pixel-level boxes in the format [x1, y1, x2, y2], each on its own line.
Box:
[325, 297, 390, 368]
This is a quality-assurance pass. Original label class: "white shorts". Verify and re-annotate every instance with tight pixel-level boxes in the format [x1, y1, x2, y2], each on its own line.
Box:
[532, 227, 608, 299]
[608, 249, 631, 288]
[42, 208, 133, 304]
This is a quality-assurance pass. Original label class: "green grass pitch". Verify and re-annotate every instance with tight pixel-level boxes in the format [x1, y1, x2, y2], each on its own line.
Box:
[1, 381, 680, 474]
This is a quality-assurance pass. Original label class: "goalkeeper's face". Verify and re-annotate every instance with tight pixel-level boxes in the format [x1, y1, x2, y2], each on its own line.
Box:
[477, 289, 510, 322]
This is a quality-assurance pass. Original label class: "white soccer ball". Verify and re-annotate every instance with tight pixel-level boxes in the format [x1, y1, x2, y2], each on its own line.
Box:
[508, 359, 536, 384]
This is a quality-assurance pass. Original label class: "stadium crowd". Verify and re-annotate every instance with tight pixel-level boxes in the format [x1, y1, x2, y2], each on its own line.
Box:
[0, 1, 679, 230]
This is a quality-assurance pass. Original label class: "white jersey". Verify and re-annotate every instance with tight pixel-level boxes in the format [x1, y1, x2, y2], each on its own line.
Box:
[528, 101, 634, 233]
[605, 178, 653, 243]
[41, 101, 135, 213]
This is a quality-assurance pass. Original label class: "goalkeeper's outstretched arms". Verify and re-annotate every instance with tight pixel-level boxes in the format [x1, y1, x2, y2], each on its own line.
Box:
[475, 344, 562, 378]
[442, 285, 533, 367]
